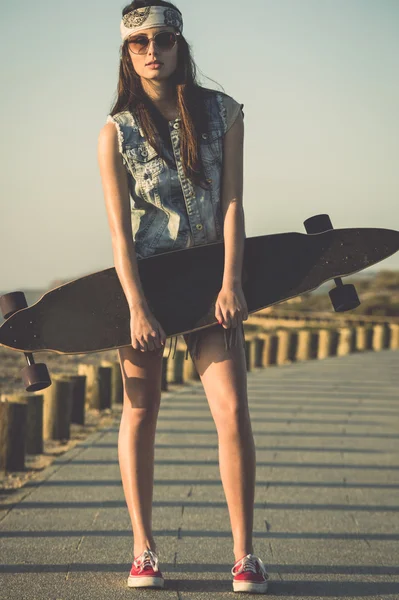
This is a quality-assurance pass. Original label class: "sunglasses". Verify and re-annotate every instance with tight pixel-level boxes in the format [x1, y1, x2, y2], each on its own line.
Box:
[127, 31, 180, 55]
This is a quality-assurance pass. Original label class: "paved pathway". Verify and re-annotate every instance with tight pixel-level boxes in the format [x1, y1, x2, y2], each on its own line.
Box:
[1, 350, 399, 599]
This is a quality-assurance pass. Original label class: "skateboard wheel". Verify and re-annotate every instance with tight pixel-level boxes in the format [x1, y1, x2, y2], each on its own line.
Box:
[21, 363, 52, 392]
[304, 214, 333, 234]
[0, 291, 28, 320]
[329, 284, 360, 312]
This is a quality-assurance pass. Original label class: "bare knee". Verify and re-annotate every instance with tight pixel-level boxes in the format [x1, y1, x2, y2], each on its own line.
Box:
[122, 385, 161, 418]
[211, 395, 250, 429]
[118, 345, 162, 416]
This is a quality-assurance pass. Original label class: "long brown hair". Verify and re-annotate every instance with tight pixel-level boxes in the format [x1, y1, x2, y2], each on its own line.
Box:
[110, 0, 217, 189]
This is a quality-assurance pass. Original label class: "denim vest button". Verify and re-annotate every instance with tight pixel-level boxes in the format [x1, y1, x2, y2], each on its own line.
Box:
[202, 133, 208, 139]
[141, 149, 148, 156]
[196, 224, 203, 230]
[206, 178, 212, 183]
[173, 122, 179, 129]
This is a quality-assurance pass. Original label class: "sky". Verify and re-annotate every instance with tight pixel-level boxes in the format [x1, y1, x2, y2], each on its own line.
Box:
[1, 0, 398, 292]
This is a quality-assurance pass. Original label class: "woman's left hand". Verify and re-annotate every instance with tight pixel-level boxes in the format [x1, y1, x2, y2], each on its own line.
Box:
[215, 284, 248, 329]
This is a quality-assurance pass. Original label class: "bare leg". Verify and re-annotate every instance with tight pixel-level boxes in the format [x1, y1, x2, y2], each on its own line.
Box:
[187, 325, 256, 562]
[118, 345, 164, 558]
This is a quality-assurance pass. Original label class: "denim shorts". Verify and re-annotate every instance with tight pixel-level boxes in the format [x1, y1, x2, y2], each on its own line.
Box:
[164, 321, 246, 362]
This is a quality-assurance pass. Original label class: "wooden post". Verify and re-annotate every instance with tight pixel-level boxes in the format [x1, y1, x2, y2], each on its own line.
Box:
[57, 375, 86, 425]
[337, 327, 356, 357]
[77, 364, 112, 410]
[257, 332, 278, 366]
[317, 328, 338, 359]
[355, 326, 367, 352]
[372, 324, 389, 351]
[77, 364, 96, 406]
[42, 376, 73, 441]
[310, 331, 319, 359]
[26, 394, 44, 454]
[0, 396, 28, 471]
[2, 393, 44, 455]
[253, 337, 264, 368]
[389, 324, 399, 350]
[365, 327, 374, 350]
[296, 329, 312, 362]
[276, 330, 290, 365]
[101, 360, 124, 406]
[161, 357, 168, 391]
[245, 337, 256, 371]
[166, 349, 184, 384]
[276, 330, 297, 365]
[264, 333, 278, 366]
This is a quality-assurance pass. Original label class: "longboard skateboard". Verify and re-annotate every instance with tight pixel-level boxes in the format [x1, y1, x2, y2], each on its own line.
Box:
[1, 215, 399, 391]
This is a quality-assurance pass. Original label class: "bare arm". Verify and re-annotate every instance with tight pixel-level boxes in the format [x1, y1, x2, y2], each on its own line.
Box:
[214, 109, 248, 329]
[97, 122, 148, 311]
[97, 122, 166, 352]
[220, 110, 245, 287]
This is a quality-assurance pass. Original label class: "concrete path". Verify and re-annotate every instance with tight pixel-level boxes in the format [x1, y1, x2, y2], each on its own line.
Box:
[1, 350, 398, 599]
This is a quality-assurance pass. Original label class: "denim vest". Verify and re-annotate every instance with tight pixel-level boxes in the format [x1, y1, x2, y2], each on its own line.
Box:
[107, 89, 232, 259]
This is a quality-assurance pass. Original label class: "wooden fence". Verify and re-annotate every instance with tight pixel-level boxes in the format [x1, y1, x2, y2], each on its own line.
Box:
[1, 318, 398, 472]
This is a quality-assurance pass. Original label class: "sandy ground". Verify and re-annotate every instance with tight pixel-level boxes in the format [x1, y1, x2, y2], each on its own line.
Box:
[0, 346, 122, 503]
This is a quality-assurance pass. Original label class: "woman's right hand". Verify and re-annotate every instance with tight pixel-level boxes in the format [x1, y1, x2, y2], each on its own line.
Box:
[130, 304, 167, 354]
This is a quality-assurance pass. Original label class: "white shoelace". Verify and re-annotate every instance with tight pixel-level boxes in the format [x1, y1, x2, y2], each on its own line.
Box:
[134, 549, 159, 573]
[231, 553, 269, 579]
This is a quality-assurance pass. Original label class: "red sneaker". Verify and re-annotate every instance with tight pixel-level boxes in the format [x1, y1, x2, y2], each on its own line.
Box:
[231, 553, 269, 594]
[127, 549, 164, 588]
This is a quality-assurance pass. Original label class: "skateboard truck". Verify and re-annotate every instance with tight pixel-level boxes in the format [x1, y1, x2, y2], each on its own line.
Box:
[0, 292, 52, 392]
[304, 214, 361, 312]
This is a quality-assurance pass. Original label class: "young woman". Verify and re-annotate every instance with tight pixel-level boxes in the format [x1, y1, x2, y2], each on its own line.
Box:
[98, 0, 269, 594]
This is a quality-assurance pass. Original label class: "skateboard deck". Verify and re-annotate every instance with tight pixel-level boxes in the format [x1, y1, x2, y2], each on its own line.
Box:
[1, 227, 398, 355]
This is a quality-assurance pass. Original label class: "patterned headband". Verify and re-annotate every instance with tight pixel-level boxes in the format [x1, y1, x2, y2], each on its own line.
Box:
[120, 6, 183, 42]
